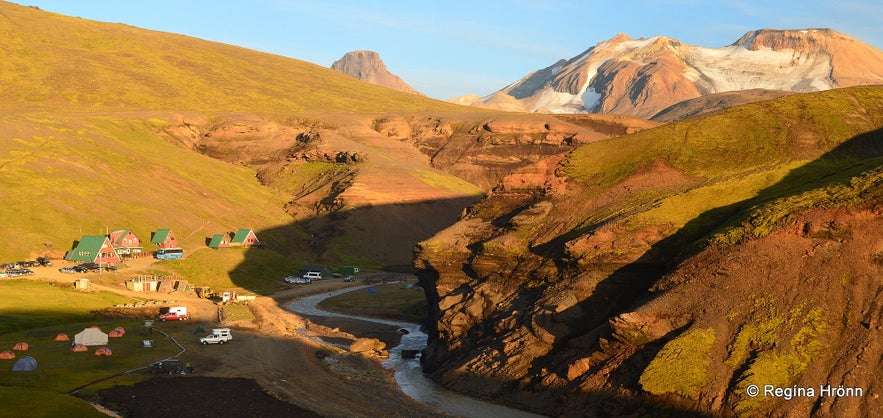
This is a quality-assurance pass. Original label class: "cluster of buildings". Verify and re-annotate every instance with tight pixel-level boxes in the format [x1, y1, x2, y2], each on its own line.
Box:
[63, 228, 261, 265]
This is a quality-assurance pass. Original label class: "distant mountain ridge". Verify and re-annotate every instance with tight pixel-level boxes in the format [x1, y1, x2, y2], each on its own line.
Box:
[331, 50, 423, 95]
[473, 28, 883, 119]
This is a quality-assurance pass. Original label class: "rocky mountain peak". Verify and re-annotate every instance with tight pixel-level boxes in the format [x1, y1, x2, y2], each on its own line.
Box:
[474, 28, 883, 119]
[734, 28, 835, 51]
[331, 50, 423, 95]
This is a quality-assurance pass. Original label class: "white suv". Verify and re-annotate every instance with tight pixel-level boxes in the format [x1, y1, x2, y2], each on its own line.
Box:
[303, 271, 322, 280]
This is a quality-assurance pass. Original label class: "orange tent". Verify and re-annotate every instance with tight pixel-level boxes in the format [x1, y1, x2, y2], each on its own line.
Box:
[0, 350, 15, 359]
[94, 347, 112, 356]
[108, 329, 124, 338]
[54, 333, 70, 341]
[13, 342, 29, 351]
[114, 327, 126, 335]
[71, 344, 88, 352]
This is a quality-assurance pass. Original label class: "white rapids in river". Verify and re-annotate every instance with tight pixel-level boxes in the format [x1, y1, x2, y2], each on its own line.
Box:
[288, 285, 544, 418]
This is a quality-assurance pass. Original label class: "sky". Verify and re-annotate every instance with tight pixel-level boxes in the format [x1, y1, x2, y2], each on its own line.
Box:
[25, 0, 883, 100]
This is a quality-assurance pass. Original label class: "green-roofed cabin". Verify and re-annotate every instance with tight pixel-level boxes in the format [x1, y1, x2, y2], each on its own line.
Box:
[229, 229, 261, 248]
[109, 229, 143, 256]
[151, 229, 179, 249]
[64, 235, 121, 264]
[208, 233, 231, 250]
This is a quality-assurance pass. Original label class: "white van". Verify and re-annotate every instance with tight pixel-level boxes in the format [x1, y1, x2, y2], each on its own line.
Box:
[303, 271, 322, 281]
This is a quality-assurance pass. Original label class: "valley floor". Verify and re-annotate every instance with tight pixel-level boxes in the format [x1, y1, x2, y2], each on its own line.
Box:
[30, 261, 445, 417]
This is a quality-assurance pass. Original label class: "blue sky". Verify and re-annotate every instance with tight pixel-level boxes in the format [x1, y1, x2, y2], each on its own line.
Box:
[27, 0, 883, 99]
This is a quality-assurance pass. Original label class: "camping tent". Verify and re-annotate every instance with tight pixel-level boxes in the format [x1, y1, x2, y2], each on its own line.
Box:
[0, 350, 15, 359]
[13, 342, 28, 351]
[94, 347, 112, 356]
[108, 329, 124, 338]
[71, 344, 88, 352]
[54, 333, 70, 341]
[12, 356, 37, 372]
[114, 326, 126, 335]
[74, 327, 108, 346]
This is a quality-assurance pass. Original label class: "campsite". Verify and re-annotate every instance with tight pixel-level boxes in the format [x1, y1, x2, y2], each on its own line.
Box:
[0, 257, 439, 418]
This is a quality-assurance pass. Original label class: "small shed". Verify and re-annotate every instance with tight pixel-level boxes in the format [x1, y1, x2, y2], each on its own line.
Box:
[207, 233, 231, 249]
[151, 229, 179, 249]
[74, 278, 90, 289]
[229, 229, 261, 248]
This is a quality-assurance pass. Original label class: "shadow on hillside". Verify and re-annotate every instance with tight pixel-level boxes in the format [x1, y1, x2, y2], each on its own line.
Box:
[226, 195, 480, 286]
[210, 126, 882, 414]
[536, 126, 881, 392]
[414, 126, 883, 413]
[534, 125, 883, 340]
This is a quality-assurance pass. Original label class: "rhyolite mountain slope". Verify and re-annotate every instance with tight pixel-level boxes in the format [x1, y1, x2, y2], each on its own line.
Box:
[0, 2, 656, 267]
[331, 50, 423, 95]
[474, 28, 883, 119]
[415, 85, 883, 416]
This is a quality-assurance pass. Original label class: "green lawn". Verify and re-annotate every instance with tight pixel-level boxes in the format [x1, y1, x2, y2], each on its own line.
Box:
[318, 282, 428, 323]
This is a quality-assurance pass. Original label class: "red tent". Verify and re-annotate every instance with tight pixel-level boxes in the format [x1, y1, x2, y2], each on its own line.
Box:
[12, 342, 29, 351]
[71, 344, 88, 352]
[54, 333, 70, 341]
[94, 346, 112, 356]
[108, 329, 124, 338]
[0, 350, 15, 359]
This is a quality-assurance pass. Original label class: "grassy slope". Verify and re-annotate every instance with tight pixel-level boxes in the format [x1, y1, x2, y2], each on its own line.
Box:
[0, 2, 466, 114]
[562, 85, 883, 243]
[0, 112, 303, 260]
[0, 2, 485, 261]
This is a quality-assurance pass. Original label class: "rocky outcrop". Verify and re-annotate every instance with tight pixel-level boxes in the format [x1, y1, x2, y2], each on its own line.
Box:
[331, 50, 423, 95]
[415, 87, 883, 416]
[476, 28, 883, 119]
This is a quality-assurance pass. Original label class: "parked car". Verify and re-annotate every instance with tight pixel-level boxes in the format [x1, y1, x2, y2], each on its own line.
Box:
[59, 266, 78, 274]
[283, 275, 310, 285]
[5, 269, 34, 277]
[343, 275, 356, 282]
[302, 271, 322, 281]
[36, 257, 52, 266]
[78, 262, 101, 272]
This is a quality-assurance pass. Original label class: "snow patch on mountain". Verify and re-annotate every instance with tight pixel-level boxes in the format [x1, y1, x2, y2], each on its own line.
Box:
[474, 28, 883, 118]
[685, 45, 834, 92]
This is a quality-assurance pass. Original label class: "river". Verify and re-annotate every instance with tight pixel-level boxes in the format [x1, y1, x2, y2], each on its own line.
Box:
[288, 285, 544, 418]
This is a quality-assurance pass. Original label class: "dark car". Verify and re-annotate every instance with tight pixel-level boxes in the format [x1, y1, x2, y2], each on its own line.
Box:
[59, 266, 78, 274]
[5, 269, 34, 277]
[36, 257, 52, 266]
[79, 262, 101, 272]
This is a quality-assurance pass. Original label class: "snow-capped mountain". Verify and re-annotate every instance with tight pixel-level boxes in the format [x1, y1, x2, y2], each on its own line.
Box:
[476, 28, 883, 119]
[331, 50, 423, 95]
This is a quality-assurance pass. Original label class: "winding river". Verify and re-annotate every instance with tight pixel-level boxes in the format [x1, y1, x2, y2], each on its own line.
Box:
[288, 285, 544, 418]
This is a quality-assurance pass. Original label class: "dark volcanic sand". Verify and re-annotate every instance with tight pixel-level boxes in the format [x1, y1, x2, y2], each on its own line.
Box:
[97, 376, 321, 418]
